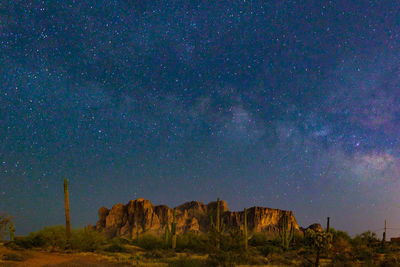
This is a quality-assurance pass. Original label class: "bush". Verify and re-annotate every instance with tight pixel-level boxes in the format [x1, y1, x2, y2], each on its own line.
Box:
[136, 233, 164, 250]
[176, 231, 206, 252]
[249, 233, 270, 246]
[220, 229, 245, 252]
[14, 233, 46, 249]
[14, 226, 109, 252]
[104, 243, 128, 253]
[143, 249, 176, 259]
[352, 231, 379, 247]
[207, 250, 239, 267]
[381, 253, 400, 267]
[2, 252, 28, 261]
[70, 228, 107, 251]
[261, 243, 283, 256]
[168, 256, 206, 267]
[28, 225, 67, 250]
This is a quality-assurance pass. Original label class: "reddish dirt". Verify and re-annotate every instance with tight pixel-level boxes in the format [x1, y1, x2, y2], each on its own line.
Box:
[0, 247, 132, 267]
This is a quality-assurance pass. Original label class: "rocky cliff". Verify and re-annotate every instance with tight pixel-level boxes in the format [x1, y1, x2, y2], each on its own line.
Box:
[95, 198, 300, 238]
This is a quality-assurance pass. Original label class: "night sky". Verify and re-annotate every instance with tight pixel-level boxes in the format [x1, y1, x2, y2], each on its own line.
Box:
[1, 1, 400, 238]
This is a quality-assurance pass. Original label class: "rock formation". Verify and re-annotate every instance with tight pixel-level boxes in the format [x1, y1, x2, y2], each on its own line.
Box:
[305, 223, 323, 232]
[95, 198, 301, 238]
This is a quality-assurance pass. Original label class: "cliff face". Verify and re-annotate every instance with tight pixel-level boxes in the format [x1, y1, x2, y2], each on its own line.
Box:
[95, 198, 299, 238]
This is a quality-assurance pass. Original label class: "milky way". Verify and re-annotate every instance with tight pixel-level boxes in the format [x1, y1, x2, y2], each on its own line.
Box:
[1, 1, 400, 237]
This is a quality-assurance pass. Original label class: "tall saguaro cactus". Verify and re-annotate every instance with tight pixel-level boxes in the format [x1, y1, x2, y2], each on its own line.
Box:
[279, 213, 294, 250]
[171, 208, 177, 249]
[210, 198, 225, 249]
[244, 208, 248, 251]
[164, 224, 170, 247]
[64, 178, 71, 240]
[326, 217, 330, 232]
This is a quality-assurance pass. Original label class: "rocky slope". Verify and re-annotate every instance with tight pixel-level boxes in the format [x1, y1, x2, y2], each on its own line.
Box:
[95, 198, 300, 238]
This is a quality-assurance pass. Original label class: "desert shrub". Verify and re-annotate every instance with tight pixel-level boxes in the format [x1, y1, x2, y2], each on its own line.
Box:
[168, 255, 207, 267]
[104, 242, 128, 253]
[14, 232, 46, 248]
[104, 237, 134, 253]
[381, 253, 400, 267]
[136, 233, 164, 250]
[246, 254, 268, 265]
[70, 228, 107, 251]
[268, 251, 298, 266]
[14, 226, 110, 252]
[207, 250, 239, 267]
[328, 256, 355, 267]
[29, 225, 67, 250]
[350, 230, 380, 262]
[261, 242, 283, 256]
[220, 229, 245, 251]
[176, 231, 206, 252]
[249, 232, 269, 246]
[4, 240, 20, 250]
[207, 249, 257, 266]
[2, 252, 26, 261]
[330, 229, 351, 242]
[143, 249, 176, 259]
[0, 214, 15, 241]
[351, 244, 374, 261]
[289, 232, 305, 249]
[352, 231, 379, 247]
[204, 228, 246, 253]
[330, 234, 352, 262]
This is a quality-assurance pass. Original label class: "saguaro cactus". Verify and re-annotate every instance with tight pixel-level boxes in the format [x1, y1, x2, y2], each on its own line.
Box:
[326, 217, 330, 232]
[244, 208, 248, 251]
[171, 208, 177, 249]
[63, 178, 71, 240]
[210, 198, 225, 249]
[279, 213, 294, 250]
[164, 224, 170, 247]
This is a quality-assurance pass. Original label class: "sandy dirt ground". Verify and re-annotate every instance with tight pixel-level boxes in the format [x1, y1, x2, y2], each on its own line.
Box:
[0, 246, 133, 267]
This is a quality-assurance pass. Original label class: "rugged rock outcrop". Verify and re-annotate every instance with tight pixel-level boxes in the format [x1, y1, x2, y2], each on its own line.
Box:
[95, 198, 300, 238]
[305, 223, 323, 232]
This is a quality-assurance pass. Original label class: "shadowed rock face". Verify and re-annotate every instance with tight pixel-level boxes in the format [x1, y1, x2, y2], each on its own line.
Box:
[95, 198, 300, 238]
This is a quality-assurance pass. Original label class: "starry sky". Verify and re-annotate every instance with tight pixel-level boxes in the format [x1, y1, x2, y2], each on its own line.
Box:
[1, 1, 400, 237]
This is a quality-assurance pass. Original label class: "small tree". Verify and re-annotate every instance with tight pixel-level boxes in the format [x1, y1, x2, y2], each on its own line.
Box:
[0, 214, 14, 241]
[8, 221, 15, 241]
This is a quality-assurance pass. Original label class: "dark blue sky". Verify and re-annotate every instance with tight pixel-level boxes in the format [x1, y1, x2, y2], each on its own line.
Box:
[1, 1, 400, 237]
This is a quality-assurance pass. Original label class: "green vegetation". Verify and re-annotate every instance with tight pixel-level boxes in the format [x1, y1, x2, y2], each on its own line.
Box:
[243, 208, 248, 251]
[136, 233, 164, 250]
[13, 225, 109, 251]
[171, 208, 177, 250]
[2, 252, 30, 262]
[209, 197, 225, 250]
[5, 210, 400, 266]
[0, 213, 15, 241]
[279, 213, 294, 250]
